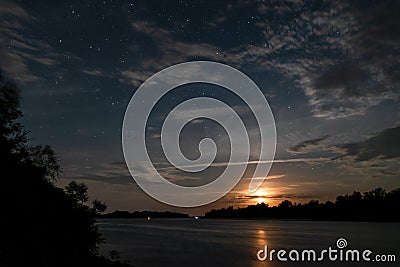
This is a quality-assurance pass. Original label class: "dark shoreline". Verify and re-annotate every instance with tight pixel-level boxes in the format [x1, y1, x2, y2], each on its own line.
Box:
[97, 217, 400, 223]
[98, 187, 400, 222]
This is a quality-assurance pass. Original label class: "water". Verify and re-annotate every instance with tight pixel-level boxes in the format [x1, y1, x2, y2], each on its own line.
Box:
[97, 219, 400, 267]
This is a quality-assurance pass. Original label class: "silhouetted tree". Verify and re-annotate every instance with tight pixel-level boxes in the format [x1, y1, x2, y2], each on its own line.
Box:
[65, 181, 90, 204]
[0, 75, 130, 267]
[93, 199, 108, 215]
[278, 199, 293, 209]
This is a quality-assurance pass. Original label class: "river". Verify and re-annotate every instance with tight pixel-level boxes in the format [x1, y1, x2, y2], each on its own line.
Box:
[97, 218, 399, 267]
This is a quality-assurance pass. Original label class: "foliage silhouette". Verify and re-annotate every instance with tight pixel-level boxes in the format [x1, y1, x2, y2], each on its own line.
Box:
[93, 199, 108, 214]
[205, 187, 400, 221]
[65, 181, 90, 204]
[0, 75, 131, 266]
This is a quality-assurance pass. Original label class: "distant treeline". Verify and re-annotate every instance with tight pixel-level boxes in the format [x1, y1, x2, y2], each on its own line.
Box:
[102, 210, 190, 218]
[205, 187, 400, 222]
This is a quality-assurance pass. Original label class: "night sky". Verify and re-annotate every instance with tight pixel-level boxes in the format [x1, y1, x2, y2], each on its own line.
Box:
[1, 0, 399, 214]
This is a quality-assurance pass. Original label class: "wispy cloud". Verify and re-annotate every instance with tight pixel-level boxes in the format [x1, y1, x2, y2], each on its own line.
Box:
[81, 68, 108, 77]
[288, 125, 400, 176]
[0, 1, 79, 83]
[119, 1, 400, 119]
[153, 157, 330, 172]
[253, 0, 400, 118]
[119, 21, 232, 87]
[332, 125, 400, 163]
[287, 135, 330, 155]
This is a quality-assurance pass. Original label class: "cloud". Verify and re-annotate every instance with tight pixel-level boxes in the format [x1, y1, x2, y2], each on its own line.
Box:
[119, 21, 230, 87]
[244, 174, 285, 181]
[271, 1, 399, 118]
[206, 16, 227, 28]
[236, 193, 313, 201]
[288, 125, 400, 176]
[151, 157, 330, 172]
[0, 0, 28, 18]
[0, 1, 39, 82]
[75, 161, 205, 186]
[4, 0, 396, 120]
[119, 69, 154, 87]
[81, 68, 107, 77]
[151, 133, 161, 139]
[287, 135, 330, 155]
[0, 1, 74, 83]
[120, 1, 399, 118]
[228, 0, 400, 118]
[333, 125, 400, 162]
[63, 161, 134, 185]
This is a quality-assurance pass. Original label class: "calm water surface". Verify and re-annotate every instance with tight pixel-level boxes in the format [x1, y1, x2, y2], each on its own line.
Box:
[97, 219, 399, 267]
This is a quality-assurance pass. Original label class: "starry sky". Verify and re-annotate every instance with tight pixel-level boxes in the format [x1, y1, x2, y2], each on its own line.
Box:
[1, 0, 399, 214]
